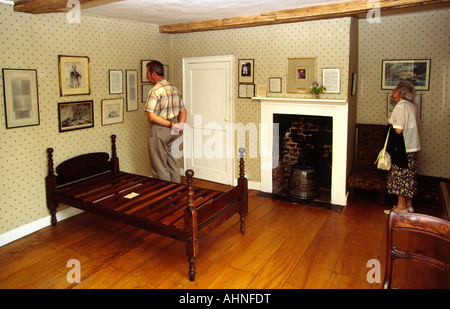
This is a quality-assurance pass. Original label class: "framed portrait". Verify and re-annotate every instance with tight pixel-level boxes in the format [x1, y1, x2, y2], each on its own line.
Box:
[287, 58, 316, 93]
[386, 93, 422, 119]
[141, 83, 154, 103]
[381, 59, 431, 90]
[322, 68, 341, 94]
[2, 68, 40, 129]
[58, 55, 90, 96]
[109, 70, 123, 94]
[238, 83, 255, 98]
[126, 70, 138, 111]
[102, 98, 124, 125]
[269, 77, 282, 93]
[58, 100, 94, 132]
[238, 59, 254, 83]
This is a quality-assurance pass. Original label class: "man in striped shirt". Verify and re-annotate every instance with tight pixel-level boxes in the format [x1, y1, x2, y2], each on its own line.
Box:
[145, 60, 186, 182]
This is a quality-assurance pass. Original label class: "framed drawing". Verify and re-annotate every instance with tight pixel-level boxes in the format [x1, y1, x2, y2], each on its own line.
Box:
[102, 98, 124, 125]
[386, 93, 422, 119]
[269, 77, 282, 93]
[287, 58, 316, 93]
[126, 70, 138, 111]
[141, 83, 154, 103]
[2, 68, 40, 129]
[238, 59, 254, 83]
[322, 68, 341, 94]
[58, 100, 94, 132]
[58, 55, 90, 96]
[381, 59, 431, 90]
[109, 70, 123, 94]
[238, 83, 255, 98]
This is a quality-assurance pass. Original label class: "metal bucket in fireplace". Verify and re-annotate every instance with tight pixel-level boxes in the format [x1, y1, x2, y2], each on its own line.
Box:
[288, 164, 320, 200]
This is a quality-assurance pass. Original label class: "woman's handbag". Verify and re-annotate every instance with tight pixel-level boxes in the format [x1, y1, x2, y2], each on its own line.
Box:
[374, 127, 392, 170]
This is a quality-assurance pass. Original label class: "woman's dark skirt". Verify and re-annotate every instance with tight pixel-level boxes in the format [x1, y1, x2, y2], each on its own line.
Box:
[386, 152, 418, 198]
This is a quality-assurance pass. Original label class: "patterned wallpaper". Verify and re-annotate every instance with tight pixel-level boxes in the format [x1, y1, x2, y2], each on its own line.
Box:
[358, 9, 450, 178]
[0, 4, 169, 233]
[1, 2, 449, 236]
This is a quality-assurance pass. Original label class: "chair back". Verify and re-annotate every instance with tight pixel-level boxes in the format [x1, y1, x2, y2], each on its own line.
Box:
[382, 211, 450, 289]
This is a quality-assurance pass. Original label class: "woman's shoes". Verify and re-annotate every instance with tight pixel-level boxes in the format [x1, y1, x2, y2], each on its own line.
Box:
[383, 205, 414, 215]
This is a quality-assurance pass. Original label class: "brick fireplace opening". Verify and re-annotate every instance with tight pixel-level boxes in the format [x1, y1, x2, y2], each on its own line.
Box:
[273, 114, 332, 203]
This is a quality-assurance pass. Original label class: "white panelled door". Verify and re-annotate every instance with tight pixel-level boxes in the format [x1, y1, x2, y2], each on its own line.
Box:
[182, 55, 234, 185]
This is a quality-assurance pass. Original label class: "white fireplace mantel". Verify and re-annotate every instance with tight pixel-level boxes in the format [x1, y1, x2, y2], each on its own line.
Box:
[255, 96, 349, 206]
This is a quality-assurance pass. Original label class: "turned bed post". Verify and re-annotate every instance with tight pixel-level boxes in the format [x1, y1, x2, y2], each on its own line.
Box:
[238, 147, 248, 235]
[111, 134, 119, 173]
[46, 148, 58, 226]
[184, 169, 198, 281]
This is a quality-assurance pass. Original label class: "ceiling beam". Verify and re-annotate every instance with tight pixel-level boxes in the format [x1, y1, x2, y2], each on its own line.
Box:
[159, 0, 450, 34]
[13, 0, 113, 14]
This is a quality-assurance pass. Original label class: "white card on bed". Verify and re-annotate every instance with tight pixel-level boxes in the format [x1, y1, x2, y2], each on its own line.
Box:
[124, 192, 140, 199]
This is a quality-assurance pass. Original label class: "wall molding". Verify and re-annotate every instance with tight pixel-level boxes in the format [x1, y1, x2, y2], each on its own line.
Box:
[0, 207, 83, 247]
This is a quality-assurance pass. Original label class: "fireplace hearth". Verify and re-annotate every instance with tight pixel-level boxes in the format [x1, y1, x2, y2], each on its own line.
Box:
[257, 97, 349, 206]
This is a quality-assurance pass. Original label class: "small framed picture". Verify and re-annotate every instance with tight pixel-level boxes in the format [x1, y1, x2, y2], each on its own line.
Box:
[126, 70, 138, 111]
[238, 83, 255, 98]
[269, 77, 282, 93]
[142, 83, 154, 103]
[2, 68, 40, 129]
[238, 59, 254, 83]
[109, 70, 123, 94]
[58, 55, 90, 96]
[102, 98, 124, 125]
[287, 58, 316, 93]
[141, 60, 153, 83]
[58, 100, 94, 132]
[381, 59, 431, 90]
[386, 93, 422, 119]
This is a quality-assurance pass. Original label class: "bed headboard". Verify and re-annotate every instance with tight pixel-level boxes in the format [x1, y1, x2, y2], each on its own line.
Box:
[46, 135, 119, 187]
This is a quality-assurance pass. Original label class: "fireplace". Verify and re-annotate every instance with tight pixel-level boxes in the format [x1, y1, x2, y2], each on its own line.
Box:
[273, 114, 332, 202]
[257, 97, 348, 206]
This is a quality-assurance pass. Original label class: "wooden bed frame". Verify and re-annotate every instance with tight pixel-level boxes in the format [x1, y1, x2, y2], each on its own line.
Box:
[45, 135, 248, 281]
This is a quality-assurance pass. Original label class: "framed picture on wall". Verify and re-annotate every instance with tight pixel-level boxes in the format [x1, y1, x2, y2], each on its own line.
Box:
[322, 68, 341, 94]
[381, 59, 431, 90]
[238, 59, 254, 83]
[386, 93, 422, 119]
[109, 70, 123, 94]
[141, 83, 154, 103]
[58, 100, 94, 132]
[2, 68, 40, 129]
[126, 70, 138, 111]
[269, 77, 282, 93]
[287, 58, 316, 93]
[102, 98, 124, 125]
[58, 55, 90, 96]
[141, 60, 153, 83]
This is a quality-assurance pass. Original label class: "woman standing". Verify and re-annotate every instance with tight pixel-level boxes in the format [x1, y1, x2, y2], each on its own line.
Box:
[384, 81, 421, 214]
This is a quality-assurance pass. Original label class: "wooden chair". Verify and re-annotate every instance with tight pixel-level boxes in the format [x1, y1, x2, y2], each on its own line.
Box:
[382, 211, 450, 289]
[347, 123, 388, 204]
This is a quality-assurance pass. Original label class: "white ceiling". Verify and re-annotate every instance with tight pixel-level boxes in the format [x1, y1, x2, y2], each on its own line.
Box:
[74, 0, 347, 26]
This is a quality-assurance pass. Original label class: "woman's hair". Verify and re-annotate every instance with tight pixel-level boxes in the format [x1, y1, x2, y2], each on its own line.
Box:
[395, 80, 416, 102]
[146, 60, 164, 77]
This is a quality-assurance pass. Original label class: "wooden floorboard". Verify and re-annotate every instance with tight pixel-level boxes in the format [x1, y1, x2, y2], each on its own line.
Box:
[0, 181, 448, 289]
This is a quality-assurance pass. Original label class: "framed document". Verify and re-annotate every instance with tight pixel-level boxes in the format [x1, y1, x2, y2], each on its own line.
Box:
[2, 68, 40, 128]
[126, 70, 138, 111]
[322, 68, 341, 94]
[269, 77, 282, 93]
[109, 70, 123, 94]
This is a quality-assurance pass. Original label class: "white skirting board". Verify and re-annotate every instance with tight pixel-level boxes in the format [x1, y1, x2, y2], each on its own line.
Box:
[0, 207, 83, 247]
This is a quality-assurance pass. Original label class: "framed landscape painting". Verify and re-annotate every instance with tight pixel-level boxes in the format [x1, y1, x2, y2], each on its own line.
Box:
[381, 59, 431, 90]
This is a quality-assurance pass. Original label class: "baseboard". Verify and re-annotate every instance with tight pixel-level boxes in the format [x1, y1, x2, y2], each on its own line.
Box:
[0, 207, 83, 247]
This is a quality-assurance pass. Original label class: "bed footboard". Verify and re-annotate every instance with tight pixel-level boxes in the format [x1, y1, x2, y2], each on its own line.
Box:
[183, 148, 248, 281]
